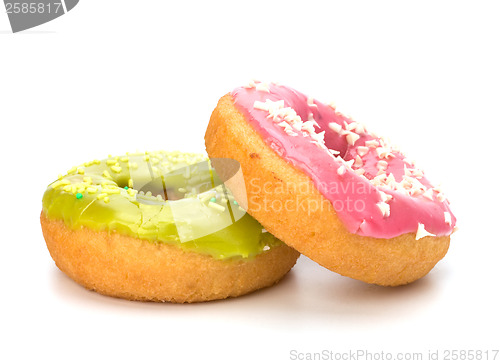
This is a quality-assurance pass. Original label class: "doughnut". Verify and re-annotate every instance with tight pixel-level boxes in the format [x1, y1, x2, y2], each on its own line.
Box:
[205, 81, 457, 286]
[41, 151, 299, 302]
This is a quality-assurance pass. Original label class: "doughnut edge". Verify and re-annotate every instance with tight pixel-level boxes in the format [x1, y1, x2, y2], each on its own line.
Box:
[41, 212, 300, 303]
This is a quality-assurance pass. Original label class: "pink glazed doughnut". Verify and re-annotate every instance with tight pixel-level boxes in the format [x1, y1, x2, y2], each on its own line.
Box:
[205, 81, 456, 286]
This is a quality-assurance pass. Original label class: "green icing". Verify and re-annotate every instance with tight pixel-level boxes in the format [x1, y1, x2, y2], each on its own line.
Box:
[42, 151, 281, 260]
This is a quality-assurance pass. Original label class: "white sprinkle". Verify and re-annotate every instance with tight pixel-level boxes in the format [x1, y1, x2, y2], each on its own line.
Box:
[310, 130, 325, 144]
[416, 223, 435, 240]
[243, 80, 256, 89]
[377, 160, 388, 170]
[344, 159, 355, 168]
[376, 201, 391, 217]
[346, 132, 360, 146]
[444, 212, 452, 225]
[328, 122, 342, 134]
[386, 173, 396, 185]
[301, 120, 316, 133]
[354, 155, 363, 168]
[277, 121, 292, 130]
[357, 146, 369, 157]
[263, 245, 270, 251]
[365, 139, 379, 148]
[376, 147, 394, 159]
[354, 168, 365, 175]
[337, 165, 346, 175]
[422, 189, 434, 200]
[329, 149, 340, 155]
[255, 82, 270, 92]
[355, 123, 366, 134]
[208, 201, 226, 212]
[307, 96, 317, 107]
[346, 122, 358, 131]
[379, 190, 392, 203]
[253, 100, 269, 111]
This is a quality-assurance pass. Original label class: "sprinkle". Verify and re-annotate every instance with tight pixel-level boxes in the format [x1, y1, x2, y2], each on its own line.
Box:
[103, 197, 110, 203]
[67, 166, 77, 174]
[444, 212, 452, 225]
[365, 140, 379, 148]
[376, 147, 394, 159]
[256, 82, 270, 92]
[416, 223, 435, 240]
[354, 168, 365, 176]
[357, 146, 369, 157]
[106, 159, 118, 166]
[379, 191, 392, 203]
[328, 122, 342, 134]
[344, 159, 355, 168]
[233, 200, 239, 205]
[346, 132, 360, 146]
[422, 189, 434, 200]
[102, 187, 120, 194]
[102, 170, 111, 178]
[210, 197, 217, 203]
[128, 179, 134, 188]
[376, 201, 391, 217]
[208, 201, 226, 212]
[243, 80, 256, 88]
[178, 187, 187, 193]
[57, 174, 63, 180]
[329, 149, 340, 156]
[354, 155, 363, 168]
[377, 160, 388, 170]
[97, 193, 108, 200]
[337, 165, 346, 176]
[111, 165, 122, 174]
[51, 179, 71, 189]
[76, 193, 83, 199]
[86, 186, 98, 193]
[355, 123, 366, 134]
[124, 186, 129, 190]
[83, 176, 92, 184]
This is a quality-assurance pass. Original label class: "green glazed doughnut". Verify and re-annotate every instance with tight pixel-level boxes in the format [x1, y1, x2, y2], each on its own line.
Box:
[41, 151, 299, 302]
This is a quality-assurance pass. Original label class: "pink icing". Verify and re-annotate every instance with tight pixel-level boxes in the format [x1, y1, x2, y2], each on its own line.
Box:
[231, 82, 456, 239]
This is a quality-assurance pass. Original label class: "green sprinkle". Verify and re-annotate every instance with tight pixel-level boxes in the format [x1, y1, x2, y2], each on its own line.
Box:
[124, 186, 129, 190]
[210, 197, 217, 203]
[76, 193, 83, 199]
[233, 200, 238, 205]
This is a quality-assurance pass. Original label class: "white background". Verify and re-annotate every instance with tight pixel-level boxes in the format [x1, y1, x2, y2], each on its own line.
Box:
[1, 1, 499, 363]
